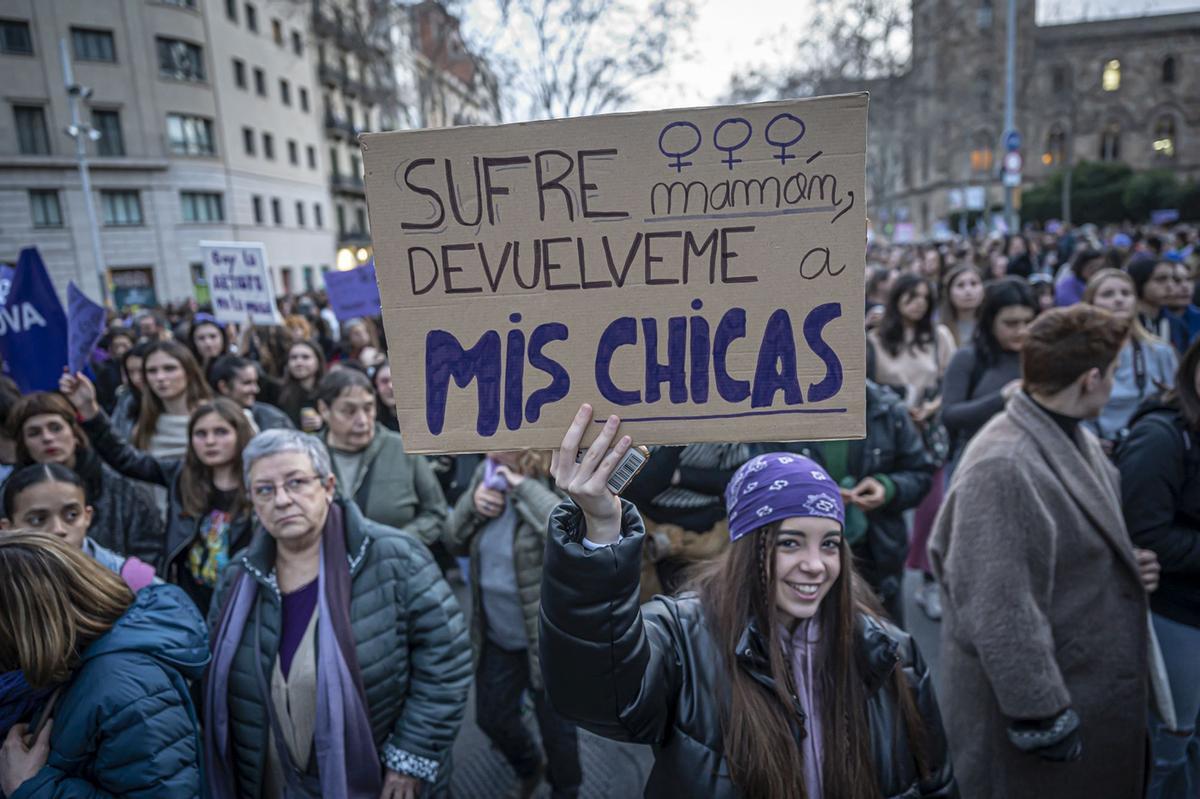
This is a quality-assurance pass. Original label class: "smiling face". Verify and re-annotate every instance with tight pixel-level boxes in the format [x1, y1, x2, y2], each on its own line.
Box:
[220, 365, 260, 409]
[144, 351, 188, 402]
[288, 344, 319, 382]
[1092, 275, 1137, 320]
[773, 516, 843, 625]
[190, 411, 238, 467]
[1, 480, 93, 550]
[21, 414, 78, 467]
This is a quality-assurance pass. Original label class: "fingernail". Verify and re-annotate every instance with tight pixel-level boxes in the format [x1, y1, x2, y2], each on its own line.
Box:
[620, 436, 631, 446]
[608, 414, 618, 425]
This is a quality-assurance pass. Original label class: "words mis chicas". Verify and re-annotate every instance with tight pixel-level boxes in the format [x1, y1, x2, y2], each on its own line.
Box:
[369, 99, 865, 447]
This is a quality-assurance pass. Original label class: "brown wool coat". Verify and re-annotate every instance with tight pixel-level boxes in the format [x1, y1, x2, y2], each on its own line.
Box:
[930, 392, 1149, 799]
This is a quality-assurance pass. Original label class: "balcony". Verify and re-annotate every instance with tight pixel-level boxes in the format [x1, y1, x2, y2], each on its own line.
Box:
[318, 62, 346, 87]
[338, 228, 371, 247]
[323, 112, 359, 139]
[331, 173, 365, 196]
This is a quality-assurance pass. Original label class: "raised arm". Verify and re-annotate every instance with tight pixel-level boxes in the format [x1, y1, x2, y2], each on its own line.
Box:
[59, 372, 173, 486]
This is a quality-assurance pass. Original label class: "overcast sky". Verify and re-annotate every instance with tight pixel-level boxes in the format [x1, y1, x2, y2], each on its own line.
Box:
[628, 0, 1200, 111]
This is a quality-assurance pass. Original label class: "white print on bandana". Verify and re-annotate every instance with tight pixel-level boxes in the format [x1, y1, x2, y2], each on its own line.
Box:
[810, 470, 828, 481]
[804, 493, 840, 517]
[755, 505, 773, 518]
[742, 481, 759, 495]
[769, 479, 788, 491]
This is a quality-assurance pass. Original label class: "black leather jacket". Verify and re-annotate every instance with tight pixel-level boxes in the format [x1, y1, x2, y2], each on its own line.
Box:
[540, 500, 957, 799]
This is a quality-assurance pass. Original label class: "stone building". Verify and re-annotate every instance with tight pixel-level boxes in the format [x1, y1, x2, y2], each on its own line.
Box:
[0, 0, 500, 306]
[868, 3, 1200, 234]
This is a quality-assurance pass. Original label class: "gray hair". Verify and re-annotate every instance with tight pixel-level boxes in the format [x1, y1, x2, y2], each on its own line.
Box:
[242, 428, 332, 488]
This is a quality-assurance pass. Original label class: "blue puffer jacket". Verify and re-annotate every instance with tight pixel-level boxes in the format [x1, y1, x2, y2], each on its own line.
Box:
[8, 584, 210, 799]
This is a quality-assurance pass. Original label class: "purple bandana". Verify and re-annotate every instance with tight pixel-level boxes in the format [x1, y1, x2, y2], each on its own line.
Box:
[725, 453, 845, 542]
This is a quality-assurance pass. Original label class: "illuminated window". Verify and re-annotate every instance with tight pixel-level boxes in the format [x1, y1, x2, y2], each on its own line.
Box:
[970, 132, 994, 174]
[1099, 122, 1120, 161]
[1102, 59, 1121, 91]
[1043, 125, 1066, 166]
[1153, 116, 1176, 159]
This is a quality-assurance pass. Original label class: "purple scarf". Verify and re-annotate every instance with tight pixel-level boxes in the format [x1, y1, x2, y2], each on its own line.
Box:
[787, 618, 824, 799]
[204, 503, 382, 798]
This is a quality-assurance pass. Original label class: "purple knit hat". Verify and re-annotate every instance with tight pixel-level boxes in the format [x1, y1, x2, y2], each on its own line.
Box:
[725, 453, 845, 542]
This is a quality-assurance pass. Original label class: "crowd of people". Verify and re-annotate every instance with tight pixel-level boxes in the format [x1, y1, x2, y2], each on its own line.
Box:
[0, 219, 1196, 799]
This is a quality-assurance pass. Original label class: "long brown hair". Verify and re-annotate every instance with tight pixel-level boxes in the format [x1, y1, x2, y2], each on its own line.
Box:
[279, 339, 327, 407]
[0, 531, 133, 688]
[693, 523, 928, 798]
[179, 398, 254, 518]
[133, 340, 211, 449]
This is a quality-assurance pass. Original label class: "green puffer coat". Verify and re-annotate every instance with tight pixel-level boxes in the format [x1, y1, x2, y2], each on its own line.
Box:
[442, 464, 562, 689]
[324, 425, 447, 545]
[207, 498, 472, 796]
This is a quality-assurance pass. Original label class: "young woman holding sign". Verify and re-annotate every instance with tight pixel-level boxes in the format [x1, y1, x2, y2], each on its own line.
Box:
[539, 405, 956, 799]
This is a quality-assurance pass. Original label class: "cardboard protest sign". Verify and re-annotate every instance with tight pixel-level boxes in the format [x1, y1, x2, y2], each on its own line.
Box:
[324, 263, 382, 321]
[200, 241, 283, 325]
[362, 93, 867, 454]
[67, 282, 106, 375]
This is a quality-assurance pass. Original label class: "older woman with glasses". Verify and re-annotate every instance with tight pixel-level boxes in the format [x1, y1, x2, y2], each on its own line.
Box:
[203, 429, 472, 799]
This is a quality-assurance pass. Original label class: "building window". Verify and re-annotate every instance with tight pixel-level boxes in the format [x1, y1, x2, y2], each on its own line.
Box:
[1099, 122, 1120, 161]
[291, 30, 303, 55]
[974, 0, 993, 30]
[287, 139, 298, 165]
[13, 105, 50, 155]
[271, 197, 282, 225]
[1162, 56, 1176, 85]
[157, 37, 205, 81]
[303, 265, 314, 291]
[314, 203, 323, 228]
[162, 0, 198, 6]
[253, 67, 266, 96]
[271, 18, 282, 45]
[1050, 64, 1069, 95]
[295, 201, 305, 227]
[29, 190, 62, 228]
[329, 146, 339, 177]
[306, 145, 316, 169]
[252, 194, 263, 223]
[299, 87, 309, 112]
[92, 109, 124, 156]
[100, 190, 143, 226]
[970, 131, 993, 174]
[167, 113, 216, 155]
[1153, 116, 1176, 159]
[336, 204, 346, 235]
[233, 58, 246, 88]
[280, 267, 293, 294]
[225, 0, 237, 22]
[279, 78, 291, 105]
[70, 28, 115, 62]
[262, 132, 274, 160]
[355, 207, 367, 233]
[181, 191, 224, 222]
[242, 126, 255, 155]
[0, 19, 33, 55]
[1042, 125, 1066, 166]
[350, 153, 361, 178]
[245, 3, 258, 33]
[975, 68, 991, 114]
[1102, 59, 1120, 92]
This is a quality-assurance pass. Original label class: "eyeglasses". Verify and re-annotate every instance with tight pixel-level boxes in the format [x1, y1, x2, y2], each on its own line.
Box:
[251, 474, 323, 504]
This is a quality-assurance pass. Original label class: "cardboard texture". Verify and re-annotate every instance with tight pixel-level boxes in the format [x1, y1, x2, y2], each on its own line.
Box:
[200, 241, 284, 325]
[361, 93, 868, 454]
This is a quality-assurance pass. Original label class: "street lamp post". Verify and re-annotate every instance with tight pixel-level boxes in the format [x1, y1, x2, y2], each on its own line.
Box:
[59, 38, 109, 306]
[1001, 0, 1018, 232]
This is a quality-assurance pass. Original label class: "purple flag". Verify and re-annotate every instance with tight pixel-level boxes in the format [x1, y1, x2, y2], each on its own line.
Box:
[67, 281, 106, 376]
[323, 263, 381, 322]
[0, 248, 68, 392]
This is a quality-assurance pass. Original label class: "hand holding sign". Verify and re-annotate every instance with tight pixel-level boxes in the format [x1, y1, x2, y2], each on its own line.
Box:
[550, 403, 632, 545]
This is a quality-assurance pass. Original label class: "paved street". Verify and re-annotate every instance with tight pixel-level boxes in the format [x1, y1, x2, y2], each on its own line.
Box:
[448, 569, 944, 798]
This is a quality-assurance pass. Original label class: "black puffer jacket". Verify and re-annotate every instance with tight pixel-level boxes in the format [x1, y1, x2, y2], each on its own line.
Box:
[539, 501, 957, 799]
[777, 382, 934, 578]
[69, 448, 163, 565]
[1117, 398, 1200, 628]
